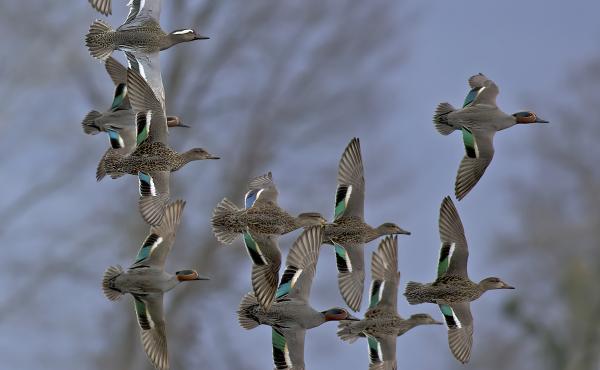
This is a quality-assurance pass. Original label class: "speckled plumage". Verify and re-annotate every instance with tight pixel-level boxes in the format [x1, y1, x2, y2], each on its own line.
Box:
[211, 172, 325, 245]
[325, 138, 410, 312]
[85, 0, 207, 61]
[99, 142, 203, 178]
[403, 197, 514, 364]
[404, 275, 484, 305]
[337, 237, 440, 370]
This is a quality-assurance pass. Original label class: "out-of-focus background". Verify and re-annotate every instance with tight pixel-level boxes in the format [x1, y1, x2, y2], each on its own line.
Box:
[1, 0, 599, 369]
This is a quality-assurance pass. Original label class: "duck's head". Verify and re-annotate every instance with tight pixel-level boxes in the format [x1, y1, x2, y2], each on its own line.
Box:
[512, 111, 548, 124]
[296, 212, 327, 227]
[185, 148, 220, 161]
[322, 307, 359, 322]
[479, 277, 514, 291]
[176, 269, 210, 282]
[169, 29, 209, 42]
[409, 313, 443, 326]
[166, 116, 189, 128]
[376, 222, 411, 236]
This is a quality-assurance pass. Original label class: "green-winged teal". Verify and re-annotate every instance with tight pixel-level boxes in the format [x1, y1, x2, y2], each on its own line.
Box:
[433, 74, 549, 200]
[324, 138, 410, 312]
[211, 172, 326, 245]
[237, 226, 359, 370]
[403, 197, 514, 363]
[82, 56, 185, 155]
[102, 200, 209, 370]
[97, 67, 219, 226]
[88, 0, 111, 16]
[85, 0, 208, 61]
[337, 236, 442, 369]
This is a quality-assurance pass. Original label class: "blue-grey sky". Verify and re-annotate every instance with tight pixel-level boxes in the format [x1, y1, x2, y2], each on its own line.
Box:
[1, 0, 598, 369]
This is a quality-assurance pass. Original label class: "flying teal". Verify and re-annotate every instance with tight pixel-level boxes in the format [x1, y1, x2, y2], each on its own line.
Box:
[237, 226, 359, 370]
[97, 67, 218, 226]
[404, 197, 514, 363]
[337, 236, 442, 369]
[433, 74, 549, 200]
[102, 200, 210, 370]
[324, 138, 410, 312]
[82, 56, 185, 155]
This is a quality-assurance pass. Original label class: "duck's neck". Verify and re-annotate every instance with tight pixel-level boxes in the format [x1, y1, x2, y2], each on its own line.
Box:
[160, 34, 188, 50]
[174, 150, 197, 170]
[365, 225, 386, 243]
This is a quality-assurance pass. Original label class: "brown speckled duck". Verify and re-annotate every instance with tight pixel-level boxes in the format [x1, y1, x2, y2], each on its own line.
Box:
[338, 236, 442, 370]
[96, 67, 218, 226]
[324, 138, 410, 312]
[403, 197, 514, 364]
[211, 172, 326, 245]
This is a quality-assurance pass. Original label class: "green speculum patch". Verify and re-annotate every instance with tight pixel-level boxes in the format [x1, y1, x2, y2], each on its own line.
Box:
[461, 127, 478, 158]
[243, 232, 266, 265]
[334, 244, 350, 273]
[334, 185, 351, 219]
[369, 280, 382, 308]
[462, 88, 479, 108]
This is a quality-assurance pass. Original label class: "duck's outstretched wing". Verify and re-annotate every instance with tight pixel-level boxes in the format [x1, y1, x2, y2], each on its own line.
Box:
[437, 197, 469, 278]
[123, 0, 162, 24]
[244, 230, 281, 310]
[464, 73, 499, 107]
[454, 128, 494, 201]
[335, 241, 365, 312]
[133, 293, 169, 370]
[131, 200, 185, 269]
[272, 327, 306, 370]
[138, 171, 171, 226]
[275, 226, 323, 303]
[334, 137, 365, 221]
[368, 236, 399, 311]
[88, 0, 111, 16]
[366, 334, 397, 370]
[126, 51, 166, 119]
[439, 302, 473, 364]
[245, 172, 279, 208]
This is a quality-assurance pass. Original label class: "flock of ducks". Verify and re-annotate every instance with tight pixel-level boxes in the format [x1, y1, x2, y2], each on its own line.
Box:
[82, 1, 549, 369]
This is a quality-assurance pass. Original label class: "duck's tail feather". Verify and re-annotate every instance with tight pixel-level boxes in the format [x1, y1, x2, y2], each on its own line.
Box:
[403, 281, 426, 305]
[102, 265, 124, 301]
[85, 19, 114, 61]
[82, 110, 102, 135]
[211, 198, 241, 244]
[237, 292, 260, 330]
[337, 320, 362, 343]
[433, 102, 457, 135]
[96, 151, 108, 181]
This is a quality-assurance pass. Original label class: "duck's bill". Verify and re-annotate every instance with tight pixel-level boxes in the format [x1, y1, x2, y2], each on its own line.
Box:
[535, 117, 549, 123]
[195, 35, 210, 40]
[345, 314, 361, 321]
[207, 155, 220, 160]
[501, 283, 515, 289]
[433, 320, 444, 325]
[398, 228, 411, 236]
[195, 275, 211, 281]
